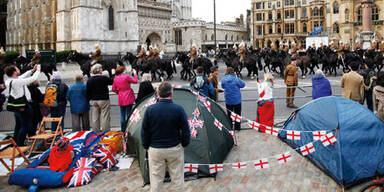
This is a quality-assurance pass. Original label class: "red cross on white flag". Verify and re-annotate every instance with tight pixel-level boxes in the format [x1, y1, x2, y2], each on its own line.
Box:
[191, 127, 198, 138]
[300, 142, 315, 156]
[197, 95, 207, 103]
[248, 120, 260, 131]
[320, 132, 337, 147]
[232, 162, 247, 169]
[254, 158, 269, 170]
[145, 97, 157, 107]
[129, 109, 141, 122]
[230, 112, 242, 123]
[276, 152, 292, 164]
[214, 119, 223, 131]
[191, 90, 199, 95]
[312, 131, 326, 141]
[229, 131, 235, 138]
[204, 101, 211, 112]
[172, 84, 182, 88]
[265, 127, 279, 136]
[184, 163, 199, 173]
[287, 130, 301, 140]
[209, 164, 224, 174]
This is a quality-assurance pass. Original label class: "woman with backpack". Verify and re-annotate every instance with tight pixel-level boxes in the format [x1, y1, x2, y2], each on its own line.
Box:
[190, 66, 215, 99]
[221, 67, 245, 131]
[373, 71, 384, 121]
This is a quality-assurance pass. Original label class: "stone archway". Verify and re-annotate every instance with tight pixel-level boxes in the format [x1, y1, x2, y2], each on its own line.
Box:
[145, 32, 162, 49]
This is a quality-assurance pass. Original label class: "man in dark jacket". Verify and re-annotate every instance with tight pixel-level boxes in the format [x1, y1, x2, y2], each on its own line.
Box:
[86, 64, 113, 131]
[190, 66, 214, 98]
[359, 62, 376, 111]
[48, 71, 68, 131]
[141, 82, 190, 192]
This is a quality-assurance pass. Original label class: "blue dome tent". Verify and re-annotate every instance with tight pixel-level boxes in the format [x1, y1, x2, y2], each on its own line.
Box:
[279, 96, 384, 188]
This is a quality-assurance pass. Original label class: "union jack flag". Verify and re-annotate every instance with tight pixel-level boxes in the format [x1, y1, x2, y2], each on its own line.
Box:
[191, 127, 198, 138]
[67, 157, 96, 188]
[93, 145, 118, 170]
[192, 108, 200, 118]
[197, 95, 207, 103]
[193, 119, 204, 129]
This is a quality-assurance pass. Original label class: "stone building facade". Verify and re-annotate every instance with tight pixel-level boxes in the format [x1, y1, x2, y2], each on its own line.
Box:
[251, 0, 384, 48]
[6, 0, 57, 51]
[56, 0, 139, 54]
[173, 17, 248, 52]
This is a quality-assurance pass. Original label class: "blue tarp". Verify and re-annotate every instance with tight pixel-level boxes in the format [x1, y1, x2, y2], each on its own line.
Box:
[279, 96, 384, 188]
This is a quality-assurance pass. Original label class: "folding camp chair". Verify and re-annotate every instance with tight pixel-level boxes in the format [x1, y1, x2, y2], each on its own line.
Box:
[0, 138, 30, 175]
[28, 117, 63, 156]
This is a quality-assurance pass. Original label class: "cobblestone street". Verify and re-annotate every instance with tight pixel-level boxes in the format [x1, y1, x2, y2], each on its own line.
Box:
[0, 128, 365, 192]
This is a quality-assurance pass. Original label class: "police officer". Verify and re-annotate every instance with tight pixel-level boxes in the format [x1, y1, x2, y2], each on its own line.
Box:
[284, 57, 298, 108]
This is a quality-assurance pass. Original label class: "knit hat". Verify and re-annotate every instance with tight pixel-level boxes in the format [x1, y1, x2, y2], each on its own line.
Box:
[52, 71, 62, 80]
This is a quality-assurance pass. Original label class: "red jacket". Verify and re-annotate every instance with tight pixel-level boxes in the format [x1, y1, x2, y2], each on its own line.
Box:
[112, 73, 138, 106]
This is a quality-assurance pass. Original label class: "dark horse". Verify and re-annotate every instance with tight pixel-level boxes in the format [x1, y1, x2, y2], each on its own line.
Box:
[175, 52, 194, 81]
[296, 52, 312, 78]
[14, 55, 57, 81]
[68, 51, 123, 77]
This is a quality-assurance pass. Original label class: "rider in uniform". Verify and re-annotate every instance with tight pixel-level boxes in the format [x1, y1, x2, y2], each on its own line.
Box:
[91, 44, 102, 65]
[238, 42, 246, 64]
[137, 44, 147, 65]
[147, 45, 155, 61]
[291, 42, 298, 58]
[153, 46, 161, 60]
[354, 41, 364, 62]
[28, 48, 41, 68]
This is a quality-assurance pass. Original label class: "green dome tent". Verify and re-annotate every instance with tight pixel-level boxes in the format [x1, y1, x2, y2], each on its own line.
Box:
[126, 87, 234, 185]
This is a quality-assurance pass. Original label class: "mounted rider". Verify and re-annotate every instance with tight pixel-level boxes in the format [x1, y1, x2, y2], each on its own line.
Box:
[354, 41, 364, 62]
[380, 40, 384, 55]
[27, 48, 41, 68]
[330, 41, 337, 52]
[153, 46, 161, 60]
[137, 44, 147, 65]
[291, 42, 298, 57]
[189, 44, 198, 64]
[91, 43, 102, 65]
[228, 44, 237, 58]
[238, 42, 246, 64]
[146, 45, 155, 61]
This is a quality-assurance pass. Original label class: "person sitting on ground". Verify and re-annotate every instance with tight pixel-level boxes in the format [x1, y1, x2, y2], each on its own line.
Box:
[66, 74, 90, 132]
[256, 73, 275, 132]
[312, 70, 332, 100]
[341, 61, 364, 104]
[136, 73, 155, 103]
[373, 71, 384, 121]
[190, 66, 215, 99]
[48, 137, 74, 172]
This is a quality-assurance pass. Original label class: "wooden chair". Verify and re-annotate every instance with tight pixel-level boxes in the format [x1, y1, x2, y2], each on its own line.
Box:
[28, 117, 63, 156]
[0, 138, 30, 175]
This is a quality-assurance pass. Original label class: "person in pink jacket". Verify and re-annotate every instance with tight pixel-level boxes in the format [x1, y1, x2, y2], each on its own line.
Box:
[112, 66, 138, 132]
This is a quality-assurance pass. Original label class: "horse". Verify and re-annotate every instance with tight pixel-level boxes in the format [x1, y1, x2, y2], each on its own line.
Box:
[68, 51, 123, 77]
[321, 48, 338, 76]
[13, 55, 57, 81]
[175, 52, 194, 81]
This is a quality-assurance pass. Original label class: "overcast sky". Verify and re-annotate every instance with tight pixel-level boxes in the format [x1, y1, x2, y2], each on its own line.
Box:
[192, 0, 251, 23]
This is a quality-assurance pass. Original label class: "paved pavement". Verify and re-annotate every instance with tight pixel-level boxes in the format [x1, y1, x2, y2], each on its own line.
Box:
[0, 60, 370, 191]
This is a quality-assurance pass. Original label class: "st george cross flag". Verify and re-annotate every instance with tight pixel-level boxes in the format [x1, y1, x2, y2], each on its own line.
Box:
[312, 131, 326, 140]
[265, 127, 279, 136]
[192, 108, 200, 118]
[214, 119, 223, 131]
[300, 142, 315, 156]
[276, 152, 292, 164]
[145, 97, 157, 107]
[286, 130, 301, 140]
[67, 157, 96, 188]
[254, 158, 270, 170]
[129, 109, 141, 123]
[320, 132, 337, 147]
[209, 164, 224, 174]
[204, 101, 211, 111]
[248, 120, 260, 131]
[190, 89, 199, 95]
[172, 84, 182, 88]
[184, 164, 199, 173]
[197, 95, 207, 103]
[230, 112, 242, 123]
[229, 131, 235, 138]
[232, 162, 247, 169]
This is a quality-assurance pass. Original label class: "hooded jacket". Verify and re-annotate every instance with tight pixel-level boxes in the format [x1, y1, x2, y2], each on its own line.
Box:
[312, 75, 332, 100]
[221, 74, 245, 105]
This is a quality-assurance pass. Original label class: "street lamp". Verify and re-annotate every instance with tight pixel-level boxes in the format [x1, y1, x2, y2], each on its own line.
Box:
[214, 0, 217, 53]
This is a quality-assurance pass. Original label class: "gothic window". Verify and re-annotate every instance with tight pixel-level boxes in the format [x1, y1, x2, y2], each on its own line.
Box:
[285, 23, 294, 34]
[277, 25, 281, 33]
[372, 6, 379, 21]
[257, 26, 262, 35]
[175, 30, 182, 45]
[285, 0, 294, 6]
[302, 8, 307, 17]
[320, 7, 324, 16]
[333, 23, 339, 33]
[357, 7, 362, 22]
[205, 34, 207, 41]
[231, 35, 233, 41]
[277, 11, 281, 19]
[269, 26, 273, 34]
[333, 1, 339, 14]
[303, 23, 307, 33]
[268, 12, 272, 20]
[277, 1, 280, 7]
[345, 9, 349, 21]
[108, 6, 114, 30]
[225, 34, 228, 41]
[313, 7, 319, 16]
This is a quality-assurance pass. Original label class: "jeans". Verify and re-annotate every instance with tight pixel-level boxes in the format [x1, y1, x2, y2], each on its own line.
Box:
[13, 103, 33, 146]
[120, 105, 133, 133]
[226, 103, 242, 131]
[50, 105, 66, 132]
